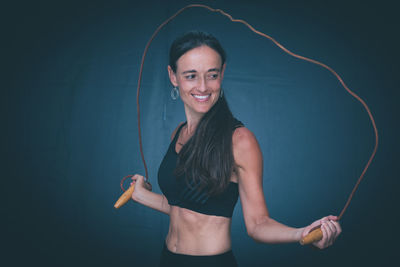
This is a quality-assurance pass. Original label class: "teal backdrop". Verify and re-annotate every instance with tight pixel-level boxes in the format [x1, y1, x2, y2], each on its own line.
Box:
[4, 0, 399, 266]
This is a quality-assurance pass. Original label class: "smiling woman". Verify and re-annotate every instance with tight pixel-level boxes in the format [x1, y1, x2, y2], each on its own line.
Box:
[167, 45, 224, 117]
[126, 30, 342, 266]
[168, 32, 226, 119]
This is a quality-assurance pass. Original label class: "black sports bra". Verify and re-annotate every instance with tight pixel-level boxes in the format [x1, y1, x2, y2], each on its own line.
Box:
[157, 121, 243, 218]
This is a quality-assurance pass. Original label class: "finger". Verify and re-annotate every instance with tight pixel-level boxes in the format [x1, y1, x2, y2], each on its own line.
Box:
[325, 215, 339, 222]
[323, 223, 334, 245]
[325, 221, 336, 234]
[320, 215, 336, 223]
[328, 221, 341, 243]
[327, 222, 338, 245]
[311, 217, 326, 229]
[137, 175, 146, 182]
[133, 174, 146, 183]
[331, 220, 342, 235]
[323, 222, 335, 246]
[322, 216, 331, 223]
[322, 223, 334, 247]
[315, 223, 327, 249]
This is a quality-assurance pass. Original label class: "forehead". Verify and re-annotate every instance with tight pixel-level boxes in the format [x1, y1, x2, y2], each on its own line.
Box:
[176, 45, 222, 71]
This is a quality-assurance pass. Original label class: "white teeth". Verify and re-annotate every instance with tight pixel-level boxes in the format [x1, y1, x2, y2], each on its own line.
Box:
[193, 94, 210, 99]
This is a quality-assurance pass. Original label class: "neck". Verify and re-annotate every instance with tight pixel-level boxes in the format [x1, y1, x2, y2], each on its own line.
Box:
[184, 107, 204, 135]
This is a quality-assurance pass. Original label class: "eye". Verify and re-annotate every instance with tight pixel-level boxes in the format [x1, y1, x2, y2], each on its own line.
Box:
[207, 73, 219, 80]
[185, 74, 196, 80]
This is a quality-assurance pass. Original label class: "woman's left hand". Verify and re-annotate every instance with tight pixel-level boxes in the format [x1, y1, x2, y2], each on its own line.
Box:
[301, 215, 342, 249]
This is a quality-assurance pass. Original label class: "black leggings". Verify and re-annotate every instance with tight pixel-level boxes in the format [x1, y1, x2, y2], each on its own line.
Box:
[159, 243, 238, 267]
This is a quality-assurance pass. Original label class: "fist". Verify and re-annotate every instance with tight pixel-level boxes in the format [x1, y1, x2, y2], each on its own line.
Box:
[130, 174, 152, 191]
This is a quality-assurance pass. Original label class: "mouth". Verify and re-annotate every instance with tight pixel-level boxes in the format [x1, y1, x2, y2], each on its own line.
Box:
[192, 94, 211, 102]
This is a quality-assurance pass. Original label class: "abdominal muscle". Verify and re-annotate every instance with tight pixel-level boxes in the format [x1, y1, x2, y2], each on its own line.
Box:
[165, 206, 232, 255]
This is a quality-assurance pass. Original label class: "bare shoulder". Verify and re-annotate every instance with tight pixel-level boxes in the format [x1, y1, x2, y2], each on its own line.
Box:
[232, 127, 263, 167]
[170, 122, 185, 141]
[232, 127, 260, 151]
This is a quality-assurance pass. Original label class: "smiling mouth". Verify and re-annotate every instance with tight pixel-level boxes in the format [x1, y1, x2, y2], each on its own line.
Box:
[192, 94, 211, 101]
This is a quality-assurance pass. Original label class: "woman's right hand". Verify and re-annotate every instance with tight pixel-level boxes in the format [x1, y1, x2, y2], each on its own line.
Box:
[130, 174, 152, 201]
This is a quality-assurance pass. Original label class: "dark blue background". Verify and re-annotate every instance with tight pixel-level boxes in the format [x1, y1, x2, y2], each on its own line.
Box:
[4, 0, 399, 266]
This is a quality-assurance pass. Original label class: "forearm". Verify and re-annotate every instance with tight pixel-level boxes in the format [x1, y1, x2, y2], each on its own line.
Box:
[132, 188, 171, 215]
[249, 217, 304, 244]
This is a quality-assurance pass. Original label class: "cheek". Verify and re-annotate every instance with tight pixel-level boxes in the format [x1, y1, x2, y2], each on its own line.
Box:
[209, 80, 222, 89]
[177, 81, 192, 91]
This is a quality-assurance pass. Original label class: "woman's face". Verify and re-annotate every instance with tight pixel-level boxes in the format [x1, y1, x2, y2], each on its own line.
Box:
[168, 45, 225, 117]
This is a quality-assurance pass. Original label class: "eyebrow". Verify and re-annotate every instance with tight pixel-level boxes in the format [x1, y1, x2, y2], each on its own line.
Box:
[181, 68, 221, 75]
[208, 68, 221, 73]
[181, 69, 196, 75]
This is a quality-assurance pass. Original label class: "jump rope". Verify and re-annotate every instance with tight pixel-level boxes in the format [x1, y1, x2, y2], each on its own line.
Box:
[114, 4, 379, 245]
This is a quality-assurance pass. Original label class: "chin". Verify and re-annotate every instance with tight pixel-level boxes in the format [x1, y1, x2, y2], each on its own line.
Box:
[195, 101, 217, 114]
[197, 108, 212, 114]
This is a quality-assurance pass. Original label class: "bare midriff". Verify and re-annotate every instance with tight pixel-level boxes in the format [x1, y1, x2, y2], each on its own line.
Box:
[165, 206, 232, 255]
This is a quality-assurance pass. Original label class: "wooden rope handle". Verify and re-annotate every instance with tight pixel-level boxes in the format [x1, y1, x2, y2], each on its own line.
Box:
[114, 185, 135, 209]
[300, 226, 323, 245]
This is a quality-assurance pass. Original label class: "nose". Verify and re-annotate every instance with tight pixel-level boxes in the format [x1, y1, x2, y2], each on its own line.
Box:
[197, 77, 207, 92]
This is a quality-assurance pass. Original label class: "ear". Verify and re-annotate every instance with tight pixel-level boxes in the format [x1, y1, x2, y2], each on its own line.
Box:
[220, 63, 226, 81]
[167, 65, 178, 87]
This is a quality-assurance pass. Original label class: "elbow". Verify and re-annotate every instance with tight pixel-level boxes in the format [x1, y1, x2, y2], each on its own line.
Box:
[246, 224, 261, 242]
[246, 216, 271, 242]
[247, 230, 256, 241]
[247, 229, 262, 243]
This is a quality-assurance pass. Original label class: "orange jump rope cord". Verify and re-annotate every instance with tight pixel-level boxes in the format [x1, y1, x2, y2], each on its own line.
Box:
[131, 4, 378, 220]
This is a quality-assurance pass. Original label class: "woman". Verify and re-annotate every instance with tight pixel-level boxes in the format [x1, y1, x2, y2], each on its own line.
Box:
[131, 31, 341, 266]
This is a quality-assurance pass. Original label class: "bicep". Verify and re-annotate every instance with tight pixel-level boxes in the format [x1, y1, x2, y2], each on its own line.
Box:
[233, 128, 270, 234]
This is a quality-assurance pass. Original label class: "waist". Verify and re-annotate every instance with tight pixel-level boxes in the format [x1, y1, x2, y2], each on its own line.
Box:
[166, 206, 232, 255]
[160, 242, 238, 267]
[163, 242, 233, 257]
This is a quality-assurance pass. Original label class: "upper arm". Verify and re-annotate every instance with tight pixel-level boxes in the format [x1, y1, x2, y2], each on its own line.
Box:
[233, 127, 270, 235]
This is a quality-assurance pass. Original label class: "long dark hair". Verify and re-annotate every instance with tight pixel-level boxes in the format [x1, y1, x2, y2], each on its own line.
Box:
[170, 31, 238, 196]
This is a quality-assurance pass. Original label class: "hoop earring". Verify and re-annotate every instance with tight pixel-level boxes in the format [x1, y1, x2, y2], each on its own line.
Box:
[220, 88, 223, 98]
[171, 86, 179, 100]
